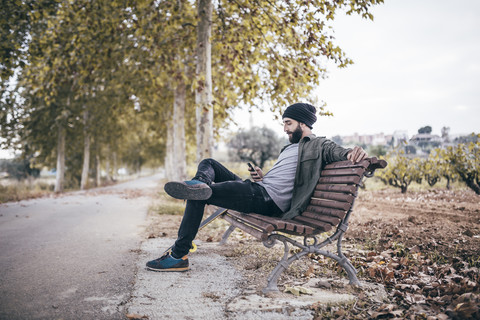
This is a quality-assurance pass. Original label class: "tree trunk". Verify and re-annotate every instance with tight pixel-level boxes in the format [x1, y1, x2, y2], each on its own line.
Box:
[80, 108, 90, 190]
[95, 150, 101, 187]
[445, 176, 451, 190]
[113, 151, 118, 181]
[55, 124, 66, 193]
[173, 73, 187, 181]
[105, 150, 111, 182]
[165, 117, 174, 180]
[195, 0, 213, 162]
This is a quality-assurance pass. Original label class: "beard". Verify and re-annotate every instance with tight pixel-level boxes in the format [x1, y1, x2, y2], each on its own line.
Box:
[288, 124, 303, 143]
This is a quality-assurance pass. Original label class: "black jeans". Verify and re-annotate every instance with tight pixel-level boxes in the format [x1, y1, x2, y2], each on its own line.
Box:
[171, 158, 282, 257]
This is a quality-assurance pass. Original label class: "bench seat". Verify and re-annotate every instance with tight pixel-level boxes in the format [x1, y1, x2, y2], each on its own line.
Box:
[216, 157, 387, 292]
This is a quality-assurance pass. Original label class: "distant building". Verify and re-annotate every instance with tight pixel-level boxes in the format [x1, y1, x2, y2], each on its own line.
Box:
[392, 131, 409, 146]
[409, 133, 442, 146]
[341, 132, 392, 146]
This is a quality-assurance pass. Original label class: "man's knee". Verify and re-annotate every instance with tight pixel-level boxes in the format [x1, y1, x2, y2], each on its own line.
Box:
[199, 158, 216, 165]
[198, 158, 220, 170]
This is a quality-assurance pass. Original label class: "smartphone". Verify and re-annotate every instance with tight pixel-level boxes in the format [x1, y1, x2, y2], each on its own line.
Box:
[247, 162, 255, 171]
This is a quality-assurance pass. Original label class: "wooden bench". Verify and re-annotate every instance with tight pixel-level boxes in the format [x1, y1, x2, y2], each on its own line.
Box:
[215, 157, 387, 293]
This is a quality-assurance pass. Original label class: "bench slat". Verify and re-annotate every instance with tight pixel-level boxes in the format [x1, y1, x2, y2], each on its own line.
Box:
[282, 220, 315, 234]
[323, 159, 370, 170]
[312, 191, 355, 203]
[318, 175, 362, 185]
[305, 205, 347, 219]
[292, 215, 333, 232]
[301, 211, 341, 226]
[315, 184, 358, 195]
[224, 211, 275, 233]
[320, 167, 365, 177]
[309, 199, 351, 211]
[246, 214, 287, 230]
[223, 214, 268, 240]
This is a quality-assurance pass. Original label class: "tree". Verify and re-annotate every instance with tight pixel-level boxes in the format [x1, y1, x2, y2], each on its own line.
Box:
[128, 0, 198, 180]
[129, 0, 385, 174]
[446, 134, 480, 195]
[228, 126, 284, 168]
[2, 0, 386, 193]
[378, 151, 422, 193]
[0, 0, 58, 90]
[195, 0, 214, 162]
[0, 157, 39, 180]
[425, 148, 458, 190]
[421, 158, 441, 187]
[418, 126, 432, 134]
[368, 144, 387, 157]
[441, 126, 450, 143]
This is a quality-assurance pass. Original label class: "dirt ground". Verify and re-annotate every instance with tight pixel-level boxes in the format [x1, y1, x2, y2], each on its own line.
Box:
[146, 187, 480, 319]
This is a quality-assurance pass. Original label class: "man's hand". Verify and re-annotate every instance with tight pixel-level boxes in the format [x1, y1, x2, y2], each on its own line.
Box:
[347, 146, 368, 164]
[249, 166, 264, 182]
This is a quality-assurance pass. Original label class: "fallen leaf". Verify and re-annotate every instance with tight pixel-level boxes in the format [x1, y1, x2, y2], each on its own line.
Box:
[284, 286, 313, 296]
[126, 313, 149, 319]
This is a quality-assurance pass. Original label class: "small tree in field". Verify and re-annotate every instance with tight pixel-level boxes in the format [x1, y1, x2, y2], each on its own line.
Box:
[421, 157, 441, 187]
[228, 126, 284, 168]
[446, 134, 480, 195]
[378, 151, 422, 193]
[430, 148, 458, 190]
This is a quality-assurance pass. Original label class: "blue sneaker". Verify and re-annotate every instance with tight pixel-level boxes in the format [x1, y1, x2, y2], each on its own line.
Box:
[164, 180, 212, 200]
[146, 251, 189, 272]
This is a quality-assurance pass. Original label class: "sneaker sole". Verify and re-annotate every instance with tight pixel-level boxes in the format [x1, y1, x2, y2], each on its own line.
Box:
[164, 182, 212, 200]
[146, 266, 190, 272]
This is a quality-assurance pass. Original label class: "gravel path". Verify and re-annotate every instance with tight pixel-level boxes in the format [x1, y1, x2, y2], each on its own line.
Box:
[126, 238, 361, 320]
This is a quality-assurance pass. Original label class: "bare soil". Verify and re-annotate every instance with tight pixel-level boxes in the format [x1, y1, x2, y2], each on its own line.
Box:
[147, 188, 480, 319]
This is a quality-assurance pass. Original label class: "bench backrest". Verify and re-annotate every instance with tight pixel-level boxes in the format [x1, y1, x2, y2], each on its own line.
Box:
[292, 157, 387, 233]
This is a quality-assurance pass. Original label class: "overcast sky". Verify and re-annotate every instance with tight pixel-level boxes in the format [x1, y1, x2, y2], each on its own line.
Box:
[235, 0, 480, 139]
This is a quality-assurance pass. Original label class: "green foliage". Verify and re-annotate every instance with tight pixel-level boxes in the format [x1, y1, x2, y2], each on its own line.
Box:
[1, 0, 385, 194]
[378, 136, 479, 194]
[445, 134, 480, 195]
[367, 144, 387, 157]
[417, 125, 432, 134]
[213, 0, 384, 117]
[421, 158, 441, 187]
[0, 0, 58, 86]
[227, 126, 285, 168]
[0, 158, 39, 180]
[428, 148, 458, 189]
[377, 150, 422, 193]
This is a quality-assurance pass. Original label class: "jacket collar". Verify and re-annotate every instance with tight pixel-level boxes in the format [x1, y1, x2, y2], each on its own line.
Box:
[301, 134, 316, 142]
[281, 134, 317, 152]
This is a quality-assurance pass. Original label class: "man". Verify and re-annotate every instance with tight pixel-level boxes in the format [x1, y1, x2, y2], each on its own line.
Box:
[146, 103, 367, 272]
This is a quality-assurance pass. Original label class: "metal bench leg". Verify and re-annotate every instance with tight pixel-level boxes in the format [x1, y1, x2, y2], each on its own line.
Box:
[219, 225, 236, 245]
[336, 234, 360, 286]
[339, 258, 360, 286]
[263, 235, 309, 293]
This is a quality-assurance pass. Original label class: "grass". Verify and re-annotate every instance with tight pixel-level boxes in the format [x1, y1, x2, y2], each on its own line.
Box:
[0, 179, 54, 203]
[148, 189, 186, 216]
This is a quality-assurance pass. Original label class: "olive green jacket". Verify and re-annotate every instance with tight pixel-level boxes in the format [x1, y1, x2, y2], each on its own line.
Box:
[280, 134, 351, 220]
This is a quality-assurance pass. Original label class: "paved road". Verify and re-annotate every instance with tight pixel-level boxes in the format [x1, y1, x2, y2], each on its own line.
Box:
[0, 174, 161, 320]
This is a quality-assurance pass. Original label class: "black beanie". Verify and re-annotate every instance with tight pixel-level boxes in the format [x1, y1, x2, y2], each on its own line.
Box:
[282, 103, 317, 129]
